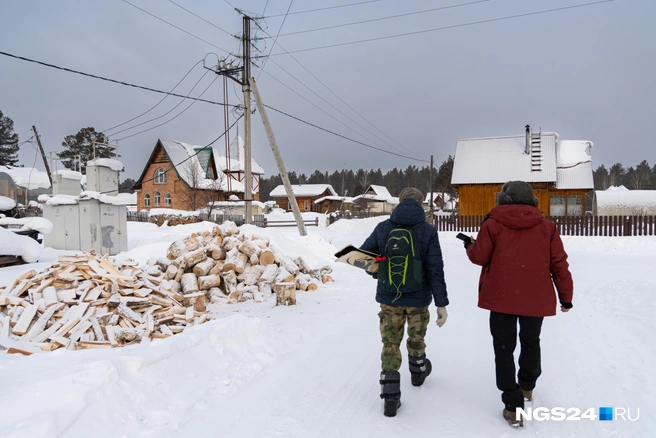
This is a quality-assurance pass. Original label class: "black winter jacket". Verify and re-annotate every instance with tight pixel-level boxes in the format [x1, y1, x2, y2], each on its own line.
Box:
[360, 199, 449, 308]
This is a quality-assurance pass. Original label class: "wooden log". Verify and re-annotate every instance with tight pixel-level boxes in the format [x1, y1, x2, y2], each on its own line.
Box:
[273, 282, 296, 306]
[212, 225, 223, 238]
[226, 290, 241, 304]
[222, 270, 238, 295]
[219, 221, 239, 236]
[10, 307, 24, 326]
[295, 273, 312, 291]
[307, 278, 320, 291]
[294, 256, 311, 274]
[185, 235, 200, 251]
[234, 252, 248, 274]
[209, 287, 227, 298]
[115, 327, 149, 342]
[193, 295, 206, 312]
[181, 273, 199, 294]
[147, 266, 162, 277]
[321, 274, 334, 284]
[275, 268, 294, 283]
[258, 264, 278, 283]
[281, 257, 301, 276]
[238, 240, 260, 258]
[253, 290, 264, 303]
[185, 306, 194, 323]
[269, 245, 285, 265]
[198, 274, 221, 290]
[115, 302, 145, 324]
[193, 258, 215, 277]
[259, 281, 272, 295]
[78, 341, 112, 349]
[258, 249, 275, 266]
[209, 261, 225, 276]
[155, 257, 172, 271]
[221, 236, 241, 252]
[211, 247, 227, 261]
[183, 248, 207, 268]
[83, 286, 104, 302]
[164, 265, 178, 280]
[238, 266, 264, 286]
[222, 248, 240, 273]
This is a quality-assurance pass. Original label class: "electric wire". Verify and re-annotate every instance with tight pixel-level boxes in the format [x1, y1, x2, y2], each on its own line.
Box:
[0, 51, 236, 107]
[264, 0, 380, 18]
[114, 76, 219, 141]
[263, 104, 429, 163]
[108, 70, 212, 137]
[168, 0, 234, 36]
[276, 0, 490, 37]
[270, 0, 616, 55]
[121, 0, 230, 54]
[102, 60, 202, 133]
[256, 0, 294, 80]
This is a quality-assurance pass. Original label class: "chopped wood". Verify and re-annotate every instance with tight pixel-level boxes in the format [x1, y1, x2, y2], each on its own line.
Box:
[12, 304, 39, 336]
[258, 249, 275, 266]
[322, 275, 335, 284]
[192, 258, 215, 277]
[181, 273, 199, 294]
[78, 341, 112, 349]
[274, 282, 296, 306]
[43, 286, 59, 308]
[234, 253, 248, 274]
[193, 295, 206, 312]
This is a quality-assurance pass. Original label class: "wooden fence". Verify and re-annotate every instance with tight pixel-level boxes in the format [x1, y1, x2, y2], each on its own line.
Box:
[264, 217, 321, 228]
[434, 215, 656, 237]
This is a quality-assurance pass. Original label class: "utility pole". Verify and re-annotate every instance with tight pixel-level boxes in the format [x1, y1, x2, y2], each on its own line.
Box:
[32, 125, 52, 186]
[250, 77, 307, 236]
[205, 14, 254, 224]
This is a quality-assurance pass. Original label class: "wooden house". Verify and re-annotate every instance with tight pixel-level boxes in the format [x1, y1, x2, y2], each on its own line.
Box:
[451, 126, 594, 217]
[352, 185, 399, 214]
[133, 137, 264, 211]
[269, 184, 337, 212]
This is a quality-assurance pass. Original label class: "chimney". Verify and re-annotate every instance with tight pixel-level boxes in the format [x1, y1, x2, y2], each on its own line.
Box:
[525, 124, 531, 155]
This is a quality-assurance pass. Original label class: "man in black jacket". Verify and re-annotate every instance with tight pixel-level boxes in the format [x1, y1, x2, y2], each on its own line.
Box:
[360, 187, 449, 417]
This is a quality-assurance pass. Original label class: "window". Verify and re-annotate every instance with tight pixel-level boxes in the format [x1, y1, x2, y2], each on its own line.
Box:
[550, 196, 566, 217]
[144, 194, 151, 207]
[164, 193, 171, 206]
[567, 196, 583, 216]
[154, 167, 166, 184]
[154, 191, 161, 207]
[304, 200, 309, 211]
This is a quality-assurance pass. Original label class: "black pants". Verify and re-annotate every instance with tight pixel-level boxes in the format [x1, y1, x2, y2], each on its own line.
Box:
[489, 311, 544, 412]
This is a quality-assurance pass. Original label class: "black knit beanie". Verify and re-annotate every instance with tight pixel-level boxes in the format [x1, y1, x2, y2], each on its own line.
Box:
[497, 181, 538, 207]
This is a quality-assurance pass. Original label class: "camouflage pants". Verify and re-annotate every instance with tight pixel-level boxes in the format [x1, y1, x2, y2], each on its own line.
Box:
[379, 304, 430, 371]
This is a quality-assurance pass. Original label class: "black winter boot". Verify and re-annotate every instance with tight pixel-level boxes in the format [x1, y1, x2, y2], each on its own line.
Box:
[409, 354, 432, 387]
[380, 371, 402, 417]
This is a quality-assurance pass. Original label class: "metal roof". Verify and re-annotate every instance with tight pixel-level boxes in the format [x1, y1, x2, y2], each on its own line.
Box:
[451, 133, 558, 185]
[269, 184, 337, 198]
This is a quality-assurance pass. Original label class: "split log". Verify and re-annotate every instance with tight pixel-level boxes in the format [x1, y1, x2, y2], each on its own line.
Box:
[155, 257, 172, 270]
[193, 295, 206, 312]
[167, 239, 187, 260]
[259, 264, 278, 283]
[181, 273, 199, 294]
[185, 235, 200, 251]
[193, 258, 216, 277]
[12, 304, 39, 336]
[222, 248, 240, 273]
[235, 252, 248, 274]
[258, 282, 272, 295]
[43, 286, 59, 308]
[209, 261, 225, 276]
[211, 247, 226, 261]
[222, 270, 238, 295]
[258, 249, 275, 266]
[238, 266, 264, 286]
[281, 257, 301, 276]
[273, 282, 296, 306]
[322, 275, 334, 284]
[208, 287, 227, 298]
[294, 257, 311, 274]
[221, 236, 241, 252]
[147, 266, 162, 277]
[183, 248, 207, 268]
[212, 225, 223, 238]
[164, 265, 178, 280]
[198, 274, 221, 290]
[295, 273, 313, 292]
[238, 240, 261, 258]
[275, 268, 294, 284]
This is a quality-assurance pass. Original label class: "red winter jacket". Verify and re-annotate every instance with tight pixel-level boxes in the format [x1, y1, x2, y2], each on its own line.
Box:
[466, 204, 573, 317]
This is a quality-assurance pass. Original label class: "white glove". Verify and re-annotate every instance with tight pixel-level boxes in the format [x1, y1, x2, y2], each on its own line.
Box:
[436, 307, 448, 328]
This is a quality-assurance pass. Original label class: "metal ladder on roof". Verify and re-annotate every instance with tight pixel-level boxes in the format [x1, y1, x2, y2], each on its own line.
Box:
[531, 132, 543, 172]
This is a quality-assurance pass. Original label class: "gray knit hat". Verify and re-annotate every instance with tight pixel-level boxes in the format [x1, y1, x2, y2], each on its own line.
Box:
[398, 187, 424, 204]
[497, 181, 538, 207]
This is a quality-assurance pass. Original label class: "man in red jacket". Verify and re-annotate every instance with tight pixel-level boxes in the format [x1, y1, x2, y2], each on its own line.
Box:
[465, 181, 573, 427]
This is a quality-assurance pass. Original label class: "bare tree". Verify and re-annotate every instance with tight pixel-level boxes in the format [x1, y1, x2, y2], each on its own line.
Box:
[179, 161, 225, 212]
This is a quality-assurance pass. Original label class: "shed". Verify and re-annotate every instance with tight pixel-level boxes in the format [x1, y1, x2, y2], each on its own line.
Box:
[352, 185, 399, 214]
[0, 165, 51, 206]
[269, 184, 337, 212]
[451, 127, 594, 217]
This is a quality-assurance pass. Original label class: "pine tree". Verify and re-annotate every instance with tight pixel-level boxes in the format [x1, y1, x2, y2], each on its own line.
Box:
[58, 127, 113, 174]
[593, 164, 610, 190]
[0, 110, 20, 167]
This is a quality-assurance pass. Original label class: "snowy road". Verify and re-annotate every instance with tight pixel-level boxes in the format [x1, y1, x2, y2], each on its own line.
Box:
[0, 220, 654, 437]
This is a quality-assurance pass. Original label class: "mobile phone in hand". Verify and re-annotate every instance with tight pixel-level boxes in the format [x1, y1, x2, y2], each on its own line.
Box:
[456, 233, 472, 245]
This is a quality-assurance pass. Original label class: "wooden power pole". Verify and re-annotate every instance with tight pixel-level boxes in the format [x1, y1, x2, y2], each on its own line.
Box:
[32, 125, 52, 186]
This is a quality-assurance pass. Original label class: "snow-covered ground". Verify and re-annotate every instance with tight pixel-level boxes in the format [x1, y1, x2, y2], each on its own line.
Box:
[0, 215, 654, 437]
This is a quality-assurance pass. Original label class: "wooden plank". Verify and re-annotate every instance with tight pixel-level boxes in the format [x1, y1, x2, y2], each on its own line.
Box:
[56, 289, 77, 302]
[83, 286, 103, 303]
[185, 306, 194, 323]
[105, 325, 118, 346]
[49, 334, 71, 347]
[22, 303, 63, 341]
[68, 321, 93, 342]
[160, 325, 174, 336]
[31, 322, 63, 343]
[78, 341, 112, 349]
[43, 286, 59, 308]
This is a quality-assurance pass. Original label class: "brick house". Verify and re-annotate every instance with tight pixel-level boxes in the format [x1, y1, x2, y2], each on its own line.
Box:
[133, 137, 264, 211]
[451, 126, 594, 217]
[269, 184, 337, 212]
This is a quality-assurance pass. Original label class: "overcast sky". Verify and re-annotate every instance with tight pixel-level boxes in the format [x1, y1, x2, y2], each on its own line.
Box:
[1, 0, 654, 181]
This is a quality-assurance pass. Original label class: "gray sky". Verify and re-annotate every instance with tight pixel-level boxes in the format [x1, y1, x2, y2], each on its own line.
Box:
[1, 0, 654, 182]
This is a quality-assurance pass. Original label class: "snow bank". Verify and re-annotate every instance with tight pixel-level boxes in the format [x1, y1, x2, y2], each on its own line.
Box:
[0, 227, 43, 262]
[595, 190, 656, 215]
[0, 165, 51, 190]
[79, 191, 136, 205]
[0, 217, 53, 234]
[37, 194, 51, 203]
[87, 158, 124, 172]
[0, 196, 16, 211]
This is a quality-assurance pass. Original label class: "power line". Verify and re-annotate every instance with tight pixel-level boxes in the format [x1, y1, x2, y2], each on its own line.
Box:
[168, 0, 234, 37]
[270, 0, 616, 55]
[263, 104, 428, 163]
[276, 0, 490, 37]
[114, 76, 219, 141]
[108, 71, 212, 137]
[121, 0, 231, 54]
[102, 60, 202, 133]
[0, 51, 237, 107]
[256, 0, 294, 80]
[265, 0, 380, 18]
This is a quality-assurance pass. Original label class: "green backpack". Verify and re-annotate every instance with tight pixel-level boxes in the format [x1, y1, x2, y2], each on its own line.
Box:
[378, 223, 424, 302]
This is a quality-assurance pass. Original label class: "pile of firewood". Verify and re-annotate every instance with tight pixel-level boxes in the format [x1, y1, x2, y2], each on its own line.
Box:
[0, 222, 333, 355]
[159, 222, 333, 307]
[0, 253, 212, 355]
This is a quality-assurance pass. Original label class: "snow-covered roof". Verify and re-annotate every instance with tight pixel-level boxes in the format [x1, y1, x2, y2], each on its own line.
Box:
[555, 140, 594, 189]
[79, 191, 137, 205]
[87, 158, 124, 172]
[0, 195, 16, 211]
[451, 133, 558, 184]
[269, 184, 337, 198]
[314, 195, 347, 204]
[214, 136, 265, 175]
[0, 165, 51, 190]
[54, 169, 83, 181]
[365, 185, 392, 199]
[352, 194, 400, 204]
[595, 190, 656, 215]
